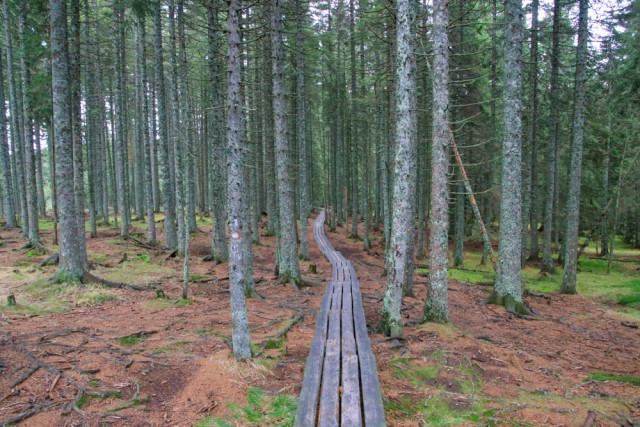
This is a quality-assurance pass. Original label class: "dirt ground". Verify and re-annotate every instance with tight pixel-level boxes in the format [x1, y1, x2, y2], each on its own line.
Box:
[1, 212, 639, 426]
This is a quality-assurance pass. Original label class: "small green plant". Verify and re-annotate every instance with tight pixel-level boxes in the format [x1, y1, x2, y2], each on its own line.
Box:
[390, 357, 440, 387]
[196, 387, 296, 427]
[118, 335, 147, 346]
[194, 417, 233, 427]
[27, 249, 45, 257]
[138, 254, 151, 264]
[587, 372, 640, 386]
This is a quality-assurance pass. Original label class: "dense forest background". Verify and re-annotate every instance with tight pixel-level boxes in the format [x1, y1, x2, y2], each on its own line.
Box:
[1, 0, 640, 424]
[0, 0, 639, 336]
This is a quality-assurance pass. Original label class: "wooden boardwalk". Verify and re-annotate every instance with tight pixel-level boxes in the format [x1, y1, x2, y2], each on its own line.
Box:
[294, 209, 385, 427]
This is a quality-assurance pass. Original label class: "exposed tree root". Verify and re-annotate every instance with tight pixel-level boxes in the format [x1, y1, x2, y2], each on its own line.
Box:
[129, 236, 164, 251]
[258, 314, 304, 347]
[39, 253, 59, 267]
[8, 365, 39, 388]
[21, 241, 49, 254]
[6, 341, 122, 418]
[0, 402, 57, 426]
[582, 410, 596, 427]
[486, 291, 533, 316]
[164, 249, 178, 261]
[82, 272, 153, 292]
[298, 276, 322, 287]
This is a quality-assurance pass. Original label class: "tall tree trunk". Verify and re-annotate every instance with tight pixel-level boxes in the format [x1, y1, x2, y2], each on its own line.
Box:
[382, 0, 416, 337]
[134, 14, 156, 244]
[424, 0, 450, 323]
[296, 0, 310, 261]
[600, 115, 611, 256]
[18, 0, 40, 245]
[35, 125, 46, 217]
[527, 0, 540, 261]
[227, 0, 252, 360]
[271, 0, 301, 285]
[206, 0, 228, 262]
[490, 0, 529, 314]
[541, 0, 561, 274]
[560, 0, 589, 294]
[50, 0, 87, 279]
[154, 0, 177, 250]
[0, 41, 15, 227]
[70, 0, 84, 237]
[113, 1, 130, 237]
[3, 0, 27, 235]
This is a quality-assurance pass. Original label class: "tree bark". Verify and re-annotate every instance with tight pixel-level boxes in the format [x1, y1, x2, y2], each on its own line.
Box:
[227, 0, 252, 360]
[490, 0, 529, 314]
[271, 0, 301, 285]
[541, 0, 561, 274]
[206, 0, 228, 262]
[0, 40, 15, 227]
[560, 0, 589, 294]
[424, 0, 450, 323]
[382, 0, 417, 337]
[296, 0, 310, 261]
[50, 0, 87, 279]
[153, 0, 177, 250]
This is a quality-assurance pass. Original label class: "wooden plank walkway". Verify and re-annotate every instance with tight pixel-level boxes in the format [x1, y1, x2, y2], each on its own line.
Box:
[294, 209, 386, 427]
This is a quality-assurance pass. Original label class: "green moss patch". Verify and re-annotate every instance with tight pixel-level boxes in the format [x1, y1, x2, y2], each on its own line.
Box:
[587, 372, 640, 386]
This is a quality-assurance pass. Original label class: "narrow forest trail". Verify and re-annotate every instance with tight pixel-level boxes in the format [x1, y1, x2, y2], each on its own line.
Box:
[295, 209, 385, 426]
[0, 212, 639, 426]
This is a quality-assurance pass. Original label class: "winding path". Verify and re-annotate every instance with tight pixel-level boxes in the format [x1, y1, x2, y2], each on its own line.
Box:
[294, 209, 386, 427]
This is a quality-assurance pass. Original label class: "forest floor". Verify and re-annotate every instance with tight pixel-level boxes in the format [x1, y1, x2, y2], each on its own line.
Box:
[1, 211, 639, 427]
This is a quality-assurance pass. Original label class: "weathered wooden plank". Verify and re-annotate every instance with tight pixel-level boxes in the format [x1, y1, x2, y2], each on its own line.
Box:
[331, 281, 343, 311]
[327, 308, 341, 342]
[319, 341, 341, 427]
[294, 350, 325, 427]
[341, 354, 362, 427]
[359, 351, 386, 427]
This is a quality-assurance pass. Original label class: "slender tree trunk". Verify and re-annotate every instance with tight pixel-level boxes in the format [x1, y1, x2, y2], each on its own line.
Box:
[3, 0, 27, 234]
[271, 0, 301, 285]
[135, 14, 156, 243]
[50, 0, 87, 279]
[600, 116, 611, 256]
[527, 0, 540, 261]
[296, 0, 310, 260]
[154, 0, 177, 250]
[0, 41, 15, 227]
[560, 0, 589, 294]
[35, 125, 45, 217]
[206, 0, 228, 262]
[18, 0, 40, 244]
[382, 0, 416, 337]
[113, 2, 129, 238]
[490, 0, 529, 314]
[541, 0, 561, 274]
[70, 0, 84, 237]
[227, 0, 252, 360]
[424, 0, 450, 323]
